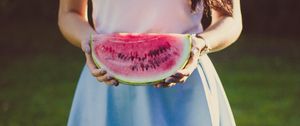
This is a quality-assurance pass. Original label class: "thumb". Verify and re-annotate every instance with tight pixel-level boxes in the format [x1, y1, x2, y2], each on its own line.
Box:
[81, 39, 91, 54]
[82, 33, 95, 53]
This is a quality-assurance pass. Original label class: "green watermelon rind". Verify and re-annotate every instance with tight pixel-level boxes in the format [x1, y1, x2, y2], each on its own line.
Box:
[90, 33, 192, 86]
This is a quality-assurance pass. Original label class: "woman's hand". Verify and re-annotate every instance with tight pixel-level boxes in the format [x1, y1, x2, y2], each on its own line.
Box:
[81, 38, 119, 86]
[153, 35, 206, 88]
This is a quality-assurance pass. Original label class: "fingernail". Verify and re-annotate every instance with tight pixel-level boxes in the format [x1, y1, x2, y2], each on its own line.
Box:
[174, 73, 181, 77]
[155, 84, 160, 88]
[165, 78, 173, 83]
[106, 76, 112, 80]
[115, 80, 119, 85]
[85, 46, 90, 53]
[164, 78, 170, 83]
[192, 48, 197, 54]
[167, 84, 174, 87]
[99, 69, 106, 74]
[114, 82, 119, 86]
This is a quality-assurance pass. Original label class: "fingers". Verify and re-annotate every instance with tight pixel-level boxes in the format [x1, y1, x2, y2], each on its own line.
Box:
[191, 34, 205, 52]
[86, 53, 119, 86]
[185, 48, 198, 69]
[95, 73, 119, 86]
[153, 81, 176, 88]
[91, 68, 106, 77]
[163, 46, 200, 84]
[105, 79, 119, 86]
[96, 73, 113, 81]
[85, 53, 97, 72]
[174, 69, 192, 77]
[178, 76, 188, 83]
[165, 83, 176, 87]
[153, 74, 190, 88]
[165, 76, 188, 84]
[82, 37, 119, 86]
[151, 37, 204, 88]
[171, 52, 197, 79]
[81, 39, 91, 53]
[101, 78, 119, 86]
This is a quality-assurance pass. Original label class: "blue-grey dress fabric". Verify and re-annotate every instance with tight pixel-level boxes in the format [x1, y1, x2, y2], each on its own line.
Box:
[67, 55, 236, 126]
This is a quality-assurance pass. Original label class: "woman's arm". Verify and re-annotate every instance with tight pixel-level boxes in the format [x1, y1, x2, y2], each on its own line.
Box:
[154, 0, 243, 88]
[198, 0, 243, 52]
[58, 0, 96, 48]
[58, 0, 119, 86]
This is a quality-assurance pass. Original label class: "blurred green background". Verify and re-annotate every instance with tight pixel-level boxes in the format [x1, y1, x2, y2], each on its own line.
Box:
[0, 0, 299, 126]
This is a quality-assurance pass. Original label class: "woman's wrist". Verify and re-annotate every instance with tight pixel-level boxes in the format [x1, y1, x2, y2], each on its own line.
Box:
[191, 33, 211, 56]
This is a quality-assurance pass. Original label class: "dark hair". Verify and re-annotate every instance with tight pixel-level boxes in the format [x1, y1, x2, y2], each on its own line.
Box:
[191, 0, 233, 16]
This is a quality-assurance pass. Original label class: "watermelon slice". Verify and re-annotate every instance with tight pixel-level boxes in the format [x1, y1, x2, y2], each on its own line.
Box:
[91, 33, 191, 85]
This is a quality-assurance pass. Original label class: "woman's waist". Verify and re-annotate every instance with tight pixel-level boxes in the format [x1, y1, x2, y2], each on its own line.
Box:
[94, 17, 203, 34]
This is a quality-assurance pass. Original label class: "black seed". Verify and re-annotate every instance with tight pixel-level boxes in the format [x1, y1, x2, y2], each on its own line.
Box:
[159, 47, 164, 53]
[152, 50, 157, 57]
[163, 47, 167, 52]
[156, 50, 159, 56]
[140, 63, 145, 71]
[131, 65, 138, 71]
[109, 47, 112, 52]
[145, 64, 149, 70]
[148, 60, 156, 69]
[121, 54, 125, 59]
[130, 56, 134, 61]
[118, 53, 122, 59]
[125, 55, 130, 61]
[148, 52, 152, 57]
[135, 52, 138, 58]
[166, 42, 171, 48]
[153, 60, 160, 67]
[151, 64, 156, 69]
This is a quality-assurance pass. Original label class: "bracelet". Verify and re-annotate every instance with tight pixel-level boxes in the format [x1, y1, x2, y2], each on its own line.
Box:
[191, 33, 211, 56]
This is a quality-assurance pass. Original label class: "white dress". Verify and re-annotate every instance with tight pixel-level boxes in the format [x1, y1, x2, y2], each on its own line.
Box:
[67, 0, 236, 125]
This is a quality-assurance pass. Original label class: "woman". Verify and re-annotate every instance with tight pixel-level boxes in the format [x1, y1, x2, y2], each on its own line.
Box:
[58, 0, 242, 125]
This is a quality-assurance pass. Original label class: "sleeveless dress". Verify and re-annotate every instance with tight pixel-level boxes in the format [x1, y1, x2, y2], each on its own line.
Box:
[67, 0, 236, 126]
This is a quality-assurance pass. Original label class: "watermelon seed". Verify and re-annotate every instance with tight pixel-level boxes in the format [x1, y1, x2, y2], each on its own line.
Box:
[131, 65, 138, 71]
[130, 55, 134, 61]
[140, 63, 145, 71]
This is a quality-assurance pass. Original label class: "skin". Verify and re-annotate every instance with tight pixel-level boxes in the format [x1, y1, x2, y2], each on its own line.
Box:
[155, 0, 243, 87]
[58, 0, 242, 87]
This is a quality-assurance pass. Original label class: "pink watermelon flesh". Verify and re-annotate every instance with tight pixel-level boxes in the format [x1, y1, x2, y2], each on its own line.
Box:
[91, 33, 191, 85]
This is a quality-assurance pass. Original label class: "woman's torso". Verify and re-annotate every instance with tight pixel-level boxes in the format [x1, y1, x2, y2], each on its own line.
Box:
[92, 0, 204, 34]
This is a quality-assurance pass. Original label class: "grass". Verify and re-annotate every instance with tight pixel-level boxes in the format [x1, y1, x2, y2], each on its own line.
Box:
[213, 57, 300, 126]
[0, 21, 299, 126]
